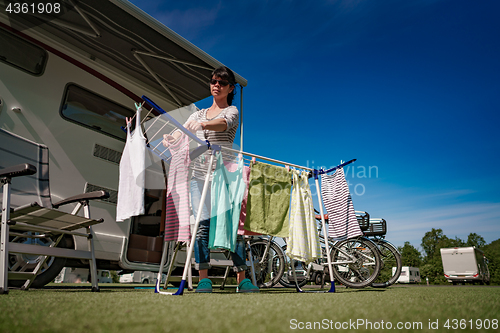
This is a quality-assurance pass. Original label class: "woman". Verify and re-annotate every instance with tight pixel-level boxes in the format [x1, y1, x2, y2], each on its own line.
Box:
[163, 66, 258, 293]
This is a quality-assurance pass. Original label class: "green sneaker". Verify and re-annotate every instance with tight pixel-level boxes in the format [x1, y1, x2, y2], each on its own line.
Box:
[237, 278, 260, 293]
[196, 278, 213, 293]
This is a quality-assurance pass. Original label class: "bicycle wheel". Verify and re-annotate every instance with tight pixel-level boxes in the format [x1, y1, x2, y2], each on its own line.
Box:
[371, 239, 402, 287]
[330, 237, 381, 288]
[245, 239, 285, 288]
[279, 245, 310, 289]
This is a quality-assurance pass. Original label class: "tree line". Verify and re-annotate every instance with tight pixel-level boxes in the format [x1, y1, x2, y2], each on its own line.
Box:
[397, 228, 499, 284]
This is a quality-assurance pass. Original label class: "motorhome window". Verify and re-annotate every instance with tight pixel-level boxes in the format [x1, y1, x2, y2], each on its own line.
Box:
[0, 27, 47, 75]
[60, 84, 134, 141]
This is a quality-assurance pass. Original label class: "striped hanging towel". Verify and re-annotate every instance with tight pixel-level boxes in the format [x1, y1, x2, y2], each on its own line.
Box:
[321, 168, 362, 241]
[164, 134, 191, 242]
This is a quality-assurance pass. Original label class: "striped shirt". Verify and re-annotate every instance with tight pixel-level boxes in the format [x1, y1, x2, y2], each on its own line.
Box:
[164, 134, 191, 242]
[186, 106, 239, 179]
[321, 168, 363, 241]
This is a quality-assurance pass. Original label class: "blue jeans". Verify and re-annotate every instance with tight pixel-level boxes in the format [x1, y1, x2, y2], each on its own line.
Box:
[190, 178, 247, 272]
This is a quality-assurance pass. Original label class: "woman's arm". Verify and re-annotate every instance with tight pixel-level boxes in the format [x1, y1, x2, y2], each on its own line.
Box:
[185, 118, 228, 132]
[163, 118, 228, 147]
[200, 118, 228, 132]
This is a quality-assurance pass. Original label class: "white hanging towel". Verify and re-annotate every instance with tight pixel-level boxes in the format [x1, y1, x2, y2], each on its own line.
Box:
[116, 106, 146, 221]
[321, 168, 362, 241]
[287, 170, 322, 265]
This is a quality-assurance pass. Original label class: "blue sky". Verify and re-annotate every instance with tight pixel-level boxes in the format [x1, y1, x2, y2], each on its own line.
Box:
[130, 0, 500, 250]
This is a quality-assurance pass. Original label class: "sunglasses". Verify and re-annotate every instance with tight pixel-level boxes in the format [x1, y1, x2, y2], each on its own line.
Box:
[209, 79, 231, 86]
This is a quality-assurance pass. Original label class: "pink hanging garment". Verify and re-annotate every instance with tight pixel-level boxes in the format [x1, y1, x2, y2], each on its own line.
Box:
[224, 161, 260, 236]
[164, 134, 191, 242]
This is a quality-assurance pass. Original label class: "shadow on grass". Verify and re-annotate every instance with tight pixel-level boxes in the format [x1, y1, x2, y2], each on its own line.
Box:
[28, 283, 388, 295]
[161, 285, 389, 295]
[339, 288, 387, 293]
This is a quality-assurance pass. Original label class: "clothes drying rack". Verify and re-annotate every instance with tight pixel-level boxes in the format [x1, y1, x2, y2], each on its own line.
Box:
[129, 95, 356, 295]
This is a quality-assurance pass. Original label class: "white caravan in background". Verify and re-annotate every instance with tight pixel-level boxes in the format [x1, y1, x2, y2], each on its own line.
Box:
[440, 247, 490, 285]
[54, 268, 112, 283]
[119, 271, 165, 284]
[0, 0, 247, 287]
[393, 266, 421, 284]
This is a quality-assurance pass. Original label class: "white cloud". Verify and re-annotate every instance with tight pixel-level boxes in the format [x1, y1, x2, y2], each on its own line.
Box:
[386, 201, 500, 248]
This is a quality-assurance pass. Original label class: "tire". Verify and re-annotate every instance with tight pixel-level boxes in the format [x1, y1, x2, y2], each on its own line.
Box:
[279, 245, 309, 289]
[330, 237, 381, 288]
[142, 279, 149, 284]
[370, 239, 402, 287]
[8, 234, 69, 288]
[245, 239, 285, 288]
[312, 271, 324, 285]
[311, 272, 318, 285]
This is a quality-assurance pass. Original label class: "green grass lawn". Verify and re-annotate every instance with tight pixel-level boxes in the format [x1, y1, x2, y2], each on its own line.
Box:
[0, 284, 499, 333]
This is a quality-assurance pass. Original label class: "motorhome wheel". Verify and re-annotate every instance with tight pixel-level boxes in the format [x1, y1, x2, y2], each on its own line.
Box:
[8, 234, 69, 288]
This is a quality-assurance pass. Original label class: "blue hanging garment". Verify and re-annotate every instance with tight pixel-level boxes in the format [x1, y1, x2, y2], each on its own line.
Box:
[209, 152, 246, 251]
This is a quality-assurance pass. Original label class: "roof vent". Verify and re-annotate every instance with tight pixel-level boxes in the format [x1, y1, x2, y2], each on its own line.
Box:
[84, 183, 118, 205]
[93, 144, 122, 164]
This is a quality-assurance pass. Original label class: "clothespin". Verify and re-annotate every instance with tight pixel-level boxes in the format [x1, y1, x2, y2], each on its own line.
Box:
[252, 156, 256, 165]
[286, 165, 290, 172]
[238, 152, 243, 160]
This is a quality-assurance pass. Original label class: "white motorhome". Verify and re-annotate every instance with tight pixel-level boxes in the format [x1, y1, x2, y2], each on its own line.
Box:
[0, 0, 247, 287]
[119, 271, 165, 284]
[393, 266, 421, 284]
[54, 268, 112, 283]
[440, 247, 490, 285]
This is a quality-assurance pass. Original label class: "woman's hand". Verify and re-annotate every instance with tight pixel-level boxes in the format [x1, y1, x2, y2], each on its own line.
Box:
[184, 120, 203, 133]
[162, 133, 180, 147]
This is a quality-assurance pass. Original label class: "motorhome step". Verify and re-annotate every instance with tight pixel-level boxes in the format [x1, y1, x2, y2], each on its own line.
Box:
[8, 271, 37, 280]
[127, 248, 161, 264]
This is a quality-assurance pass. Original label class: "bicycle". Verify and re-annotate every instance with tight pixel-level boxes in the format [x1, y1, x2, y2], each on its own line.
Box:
[309, 211, 402, 288]
[280, 218, 382, 289]
[358, 216, 402, 288]
[278, 244, 310, 288]
[244, 235, 286, 288]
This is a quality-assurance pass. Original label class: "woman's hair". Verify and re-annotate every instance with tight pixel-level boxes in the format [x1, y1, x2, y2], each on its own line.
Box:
[211, 66, 237, 106]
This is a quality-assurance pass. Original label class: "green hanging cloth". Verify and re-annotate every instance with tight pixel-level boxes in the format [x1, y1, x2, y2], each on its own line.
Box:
[244, 161, 291, 237]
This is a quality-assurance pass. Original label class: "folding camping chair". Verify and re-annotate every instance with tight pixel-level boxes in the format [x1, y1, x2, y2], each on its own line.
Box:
[0, 129, 108, 294]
